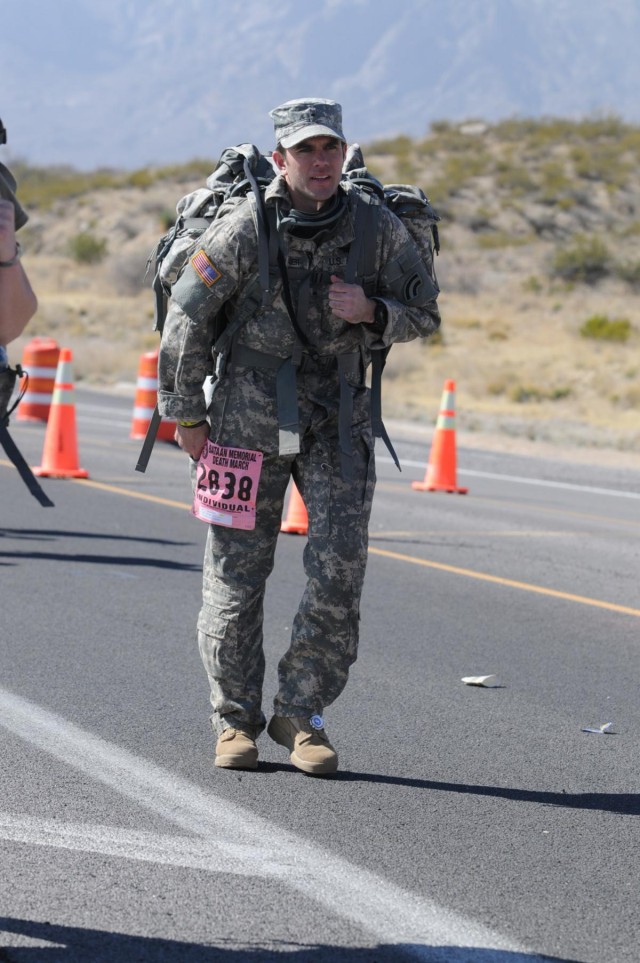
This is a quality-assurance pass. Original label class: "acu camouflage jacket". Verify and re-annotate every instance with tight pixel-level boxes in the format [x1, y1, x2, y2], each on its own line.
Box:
[158, 175, 440, 425]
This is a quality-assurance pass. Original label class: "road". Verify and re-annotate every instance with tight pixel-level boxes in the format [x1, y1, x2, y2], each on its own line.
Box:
[1, 386, 639, 963]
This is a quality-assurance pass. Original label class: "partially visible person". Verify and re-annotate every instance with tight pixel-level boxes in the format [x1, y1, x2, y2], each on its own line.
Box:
[0, 196, 37, 344]
[0, 122, 51, 507]
[0, 119, 37, 345]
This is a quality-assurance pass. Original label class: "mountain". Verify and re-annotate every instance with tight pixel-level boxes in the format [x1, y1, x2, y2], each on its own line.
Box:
[2, 0, 640, 170]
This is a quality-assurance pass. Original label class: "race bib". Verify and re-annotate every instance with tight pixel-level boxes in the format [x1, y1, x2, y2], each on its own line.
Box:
[192, 441, 263, 530]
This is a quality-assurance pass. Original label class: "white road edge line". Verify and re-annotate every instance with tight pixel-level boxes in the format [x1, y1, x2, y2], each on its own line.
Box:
[378, 456, 640, 499]
[0, 686, 547, 963]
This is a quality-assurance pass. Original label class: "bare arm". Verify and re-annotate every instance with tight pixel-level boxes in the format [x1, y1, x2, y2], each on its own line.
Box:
[0, 199, 37, 344]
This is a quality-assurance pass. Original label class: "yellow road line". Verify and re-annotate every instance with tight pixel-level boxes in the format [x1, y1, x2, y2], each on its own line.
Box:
[75, 478, 190, 511]
[7, 463, 635, 618]
[368, 546, 640, 618]
[371, 530, 569, 539]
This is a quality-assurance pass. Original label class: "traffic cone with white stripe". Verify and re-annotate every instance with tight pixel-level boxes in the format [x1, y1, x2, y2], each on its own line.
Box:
[281, 482, 308, 534]
[16, 337, 60, 422]
[33, 348, 89, 479]
[130, 348, 176, 442]
[412, 379, 468, 494]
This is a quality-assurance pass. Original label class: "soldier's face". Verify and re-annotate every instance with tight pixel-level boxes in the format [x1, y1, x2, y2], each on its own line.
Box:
[273, 136, 346, 213]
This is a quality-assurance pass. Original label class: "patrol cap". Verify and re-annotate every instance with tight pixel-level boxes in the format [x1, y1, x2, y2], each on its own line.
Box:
[270, 98, 346, 149]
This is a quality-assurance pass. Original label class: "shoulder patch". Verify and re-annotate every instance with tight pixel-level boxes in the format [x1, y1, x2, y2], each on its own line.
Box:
[191, 249, 222, 287]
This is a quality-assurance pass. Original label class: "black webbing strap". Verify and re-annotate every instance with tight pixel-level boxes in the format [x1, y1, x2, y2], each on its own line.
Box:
[349, 191, 400, 469]
[265, 205, 310, 455]
[244, 162, 271, 303]
[151, 275, 168, 334]
[0, 421, 54, 506]
[346, 190, 380, 295]
[276, 357, 301, 456]
[135, 405, 163, 474]
[344, 191, 369, 284]
[336, 355, 355, 481]
[370, 349, 400, 471]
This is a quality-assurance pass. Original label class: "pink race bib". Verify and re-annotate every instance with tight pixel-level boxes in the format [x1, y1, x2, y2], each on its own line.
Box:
[192, 441, 263, 530]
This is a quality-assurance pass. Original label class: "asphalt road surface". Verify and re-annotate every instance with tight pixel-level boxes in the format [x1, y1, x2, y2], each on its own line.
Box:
[1, 386, 639, 963]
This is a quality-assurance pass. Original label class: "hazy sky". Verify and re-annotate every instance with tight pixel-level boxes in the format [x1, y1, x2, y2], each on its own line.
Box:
[2, 0, 639, 169]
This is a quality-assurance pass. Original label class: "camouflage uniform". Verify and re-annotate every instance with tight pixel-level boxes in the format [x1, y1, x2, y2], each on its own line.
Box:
[158, 123, 440, 739]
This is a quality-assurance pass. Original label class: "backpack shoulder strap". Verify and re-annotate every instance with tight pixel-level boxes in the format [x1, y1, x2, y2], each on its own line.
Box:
[344, 188, 380, 293]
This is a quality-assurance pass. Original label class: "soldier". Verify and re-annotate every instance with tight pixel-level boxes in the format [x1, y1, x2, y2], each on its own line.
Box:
[158, 98, 440, 775]
[0, 120, 37, 345]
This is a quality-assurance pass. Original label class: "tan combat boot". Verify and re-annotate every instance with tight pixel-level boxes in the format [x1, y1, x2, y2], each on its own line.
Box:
[215, 728, 259, 770]
[267, 714, 338, 775]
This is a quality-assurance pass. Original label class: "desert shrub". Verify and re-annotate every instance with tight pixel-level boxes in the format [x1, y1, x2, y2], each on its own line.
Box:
[422, 123, 487, 155]
[612, 385, 640, 409]
[550, 234, 612, 283]
[550, 386, 572, 400]
[14, 158, 217, 211]
[125, 169, 155, 189]
[395, 156, 419, 183]
[575, 115, 628, 141]
[467, 207, 493, 231]
[615, 260, 640, 288]
[68, 231, 108, 264]
[153, 159, 217, 181]
[579, 314, 632, 342]
[509, 383, 571, 403]
[509, 383, 545, 403]
[434, 152, 493, 198]
[486, 378, 507, 396]
[522, 275, 543, 293]
[366, 134, 413, 156]
[16, 165, 120, 209]
[570, 144, 631, 188]
[158, 208, 176, 231]
[619, 220, 640, 237]
[476, 231, 532, 249]
[494, 161, 536, 195]
[493, 118, 546, 142]
[537, 160, 574, 204]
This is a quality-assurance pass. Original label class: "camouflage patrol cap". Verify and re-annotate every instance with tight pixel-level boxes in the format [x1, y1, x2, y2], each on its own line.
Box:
[270, 98, 346, 149]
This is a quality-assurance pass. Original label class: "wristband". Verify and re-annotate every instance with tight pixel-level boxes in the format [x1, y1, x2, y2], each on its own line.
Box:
[0, 243, 22, 268]
[178, 419, 207, 429]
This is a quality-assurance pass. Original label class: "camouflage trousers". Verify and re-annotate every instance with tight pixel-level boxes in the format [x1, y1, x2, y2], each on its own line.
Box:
[196, 386, 376, 737]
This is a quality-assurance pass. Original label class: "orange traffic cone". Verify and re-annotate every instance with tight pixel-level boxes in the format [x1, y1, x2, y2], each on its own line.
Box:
[17, 337, 60, 422]
[281, 482, 308, 534]
[33, 348, 89, 479]
[412, 379, 468, 494]
[130, 348, 176, 442]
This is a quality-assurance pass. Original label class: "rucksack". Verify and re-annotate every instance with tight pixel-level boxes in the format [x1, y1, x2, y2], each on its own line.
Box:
[147, 144, 276, 337]
[340, 145, 440, 444]
[137, 142, 440, 473]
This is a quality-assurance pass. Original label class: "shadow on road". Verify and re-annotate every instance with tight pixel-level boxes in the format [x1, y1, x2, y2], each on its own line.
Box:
[0, 918, 583, 962]
[258, 764, 639, 815]
[0, 528, 191, 546]
[0, 549, 201, 571]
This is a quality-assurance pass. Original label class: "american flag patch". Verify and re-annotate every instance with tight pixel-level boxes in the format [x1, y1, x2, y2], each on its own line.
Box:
[191, 249, 222, 287]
